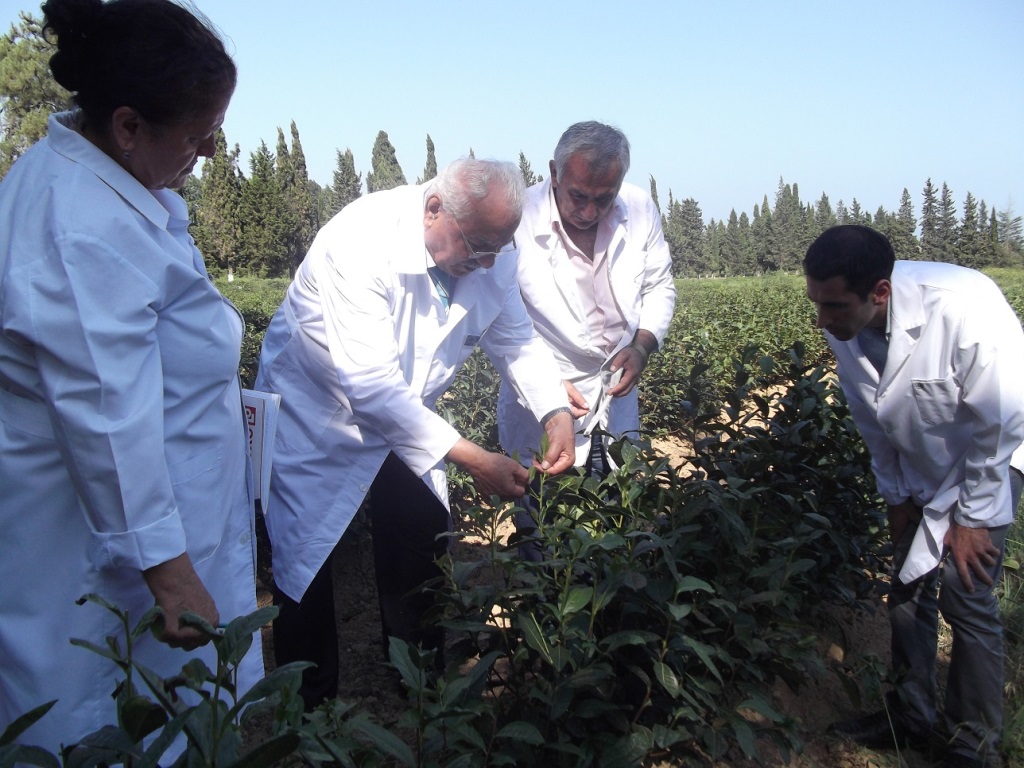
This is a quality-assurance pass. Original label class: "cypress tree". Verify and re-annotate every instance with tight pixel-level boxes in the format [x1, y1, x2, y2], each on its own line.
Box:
[195, 129, 242, 278]
[326, 148, 362, 219]
[418, 134, 437, 183]
[366, 130, 407, 193]
[238, 141, 293, 277]
[518, 151, 540, 186]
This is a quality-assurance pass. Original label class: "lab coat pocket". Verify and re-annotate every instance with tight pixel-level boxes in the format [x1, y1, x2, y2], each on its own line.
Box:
[169, 448, 224, 564]
[911, 375, 960, 425]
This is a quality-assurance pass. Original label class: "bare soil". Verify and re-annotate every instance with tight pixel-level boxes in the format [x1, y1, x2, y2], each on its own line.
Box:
[251, 442, 948, 767]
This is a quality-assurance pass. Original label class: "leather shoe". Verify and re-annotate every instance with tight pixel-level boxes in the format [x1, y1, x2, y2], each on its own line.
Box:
[827, 709, 927, 750]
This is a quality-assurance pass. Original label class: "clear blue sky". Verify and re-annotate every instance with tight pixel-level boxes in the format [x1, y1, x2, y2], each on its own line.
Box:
[3, 0, 1022, 223]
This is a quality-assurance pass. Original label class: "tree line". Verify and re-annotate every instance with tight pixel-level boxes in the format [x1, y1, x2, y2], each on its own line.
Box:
[2, 11, 1022, 280]
[660, 178, 1023, 278]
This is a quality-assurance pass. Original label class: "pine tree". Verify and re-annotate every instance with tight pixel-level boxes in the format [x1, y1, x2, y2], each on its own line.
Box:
[920, 178, 940, 260]
[365, 130, 407, 193]
[194, 129, 242, 278]
[893, 188, 918, 260]
[417, 134, 437, 183]
[996, 204, 1024, 267]
[814, 193, 836, 234]
[0, 13, 73, 177]
[238, 141, 293, 277]
[835, 200, 849, 225]
[958, 192, 981, 268]
[936, 182, 958, 263]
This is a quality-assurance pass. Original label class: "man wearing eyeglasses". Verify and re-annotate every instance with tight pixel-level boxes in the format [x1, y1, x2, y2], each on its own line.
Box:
[255, 158, 574, 710]
[498, 122, 675, 487]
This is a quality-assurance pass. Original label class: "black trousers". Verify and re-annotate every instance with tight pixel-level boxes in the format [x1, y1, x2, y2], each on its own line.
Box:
[272, 452, 450, 710]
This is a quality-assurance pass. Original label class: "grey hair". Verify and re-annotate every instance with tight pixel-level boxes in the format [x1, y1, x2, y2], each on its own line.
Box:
[552, 121, 630, 181]
[430, 158, 525, 221]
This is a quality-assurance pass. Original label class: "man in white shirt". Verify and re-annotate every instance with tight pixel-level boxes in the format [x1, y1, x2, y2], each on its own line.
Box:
[256, 159, 574, 709]
[804, 224, 1024, 768]
[497, 121, 675, 478]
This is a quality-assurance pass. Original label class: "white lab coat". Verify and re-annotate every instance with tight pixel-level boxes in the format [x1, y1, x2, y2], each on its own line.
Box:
[255, 183, 568, 602]
[827, 261, 1024, 583]
[0, 113, 262, 752]
[497, 179, 676, 465]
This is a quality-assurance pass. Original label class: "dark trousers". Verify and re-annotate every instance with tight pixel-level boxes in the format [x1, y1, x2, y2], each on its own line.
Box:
[272, 452, 451, 710]
[888, 469, 1021, 765]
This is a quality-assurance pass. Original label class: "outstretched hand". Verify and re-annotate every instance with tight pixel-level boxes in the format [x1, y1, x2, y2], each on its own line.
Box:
[448, 438, 530, 499]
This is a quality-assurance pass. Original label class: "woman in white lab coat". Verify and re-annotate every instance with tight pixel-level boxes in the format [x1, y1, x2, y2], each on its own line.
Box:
[0, 0, 261, 754]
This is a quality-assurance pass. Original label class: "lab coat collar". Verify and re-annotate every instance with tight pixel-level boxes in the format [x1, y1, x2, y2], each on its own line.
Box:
[878, 262, 924, 392]
[48, 111, 172, 230]
[388, 183, 433, 275]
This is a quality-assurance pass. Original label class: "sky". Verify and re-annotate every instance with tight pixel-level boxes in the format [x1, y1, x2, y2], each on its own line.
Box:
[3, 0, 1022, 224]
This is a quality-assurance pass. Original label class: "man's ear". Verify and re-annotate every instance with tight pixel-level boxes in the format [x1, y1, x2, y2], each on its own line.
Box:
[424, 194, 443, 226]
[548, 159, 557, 186]
[110, 106, 142, 152]
[871, 278, 892, 307]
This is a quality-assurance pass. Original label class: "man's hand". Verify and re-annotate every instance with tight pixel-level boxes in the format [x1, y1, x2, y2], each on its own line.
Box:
[448, 438, 530, 498]
[564, 380, 590, 419]
[143, 553, 219, 650]
[887, 500, 922, 546]
[944, 521, 1001, 592]
[537, 410, 575, 474]
[608, 330, 657, 398]
[607, 346, 644, 397]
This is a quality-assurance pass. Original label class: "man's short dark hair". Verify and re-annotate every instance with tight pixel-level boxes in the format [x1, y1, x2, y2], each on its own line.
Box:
[803, 225, 896, 299]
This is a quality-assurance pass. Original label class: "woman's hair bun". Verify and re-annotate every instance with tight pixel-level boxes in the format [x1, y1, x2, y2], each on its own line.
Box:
[42, 0, 104, 92]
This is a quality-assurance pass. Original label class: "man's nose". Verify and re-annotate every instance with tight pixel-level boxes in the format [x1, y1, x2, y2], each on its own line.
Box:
[476, 254, 497, 269]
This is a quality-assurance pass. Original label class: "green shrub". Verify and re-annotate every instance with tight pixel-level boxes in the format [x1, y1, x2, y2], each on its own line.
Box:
[428, 348, 885, 766]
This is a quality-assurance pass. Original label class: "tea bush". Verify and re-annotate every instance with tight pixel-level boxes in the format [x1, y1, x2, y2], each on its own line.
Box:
[425, 346, 887, 766]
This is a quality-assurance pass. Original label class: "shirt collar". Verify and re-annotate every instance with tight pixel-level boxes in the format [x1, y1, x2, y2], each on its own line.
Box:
[49, 111, 172, 230]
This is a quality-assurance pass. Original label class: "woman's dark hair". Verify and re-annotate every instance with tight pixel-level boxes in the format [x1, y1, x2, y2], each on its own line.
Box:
[803, 224, 896, 300]
[42, 0, 236, 130]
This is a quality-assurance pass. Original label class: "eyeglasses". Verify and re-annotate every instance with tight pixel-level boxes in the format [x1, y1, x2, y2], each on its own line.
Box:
[451, 214, 517, 261]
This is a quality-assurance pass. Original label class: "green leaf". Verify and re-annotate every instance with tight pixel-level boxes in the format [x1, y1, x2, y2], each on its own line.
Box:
[652, 661, 681, 697]
[676, 575, 714, 593]
[120, 696, 167, 743]
[348, 719, 416, 765]
[496, 721, 545, 745]
[517, 612, 553, 665]
[732, 717, 758, 759]
[562, 585, 593, 614]
[0, 701, 56, 747]
[1, 744, 60, 767]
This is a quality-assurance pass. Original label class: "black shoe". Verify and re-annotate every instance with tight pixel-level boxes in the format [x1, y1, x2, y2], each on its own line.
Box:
[827, 709, 927, 750]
